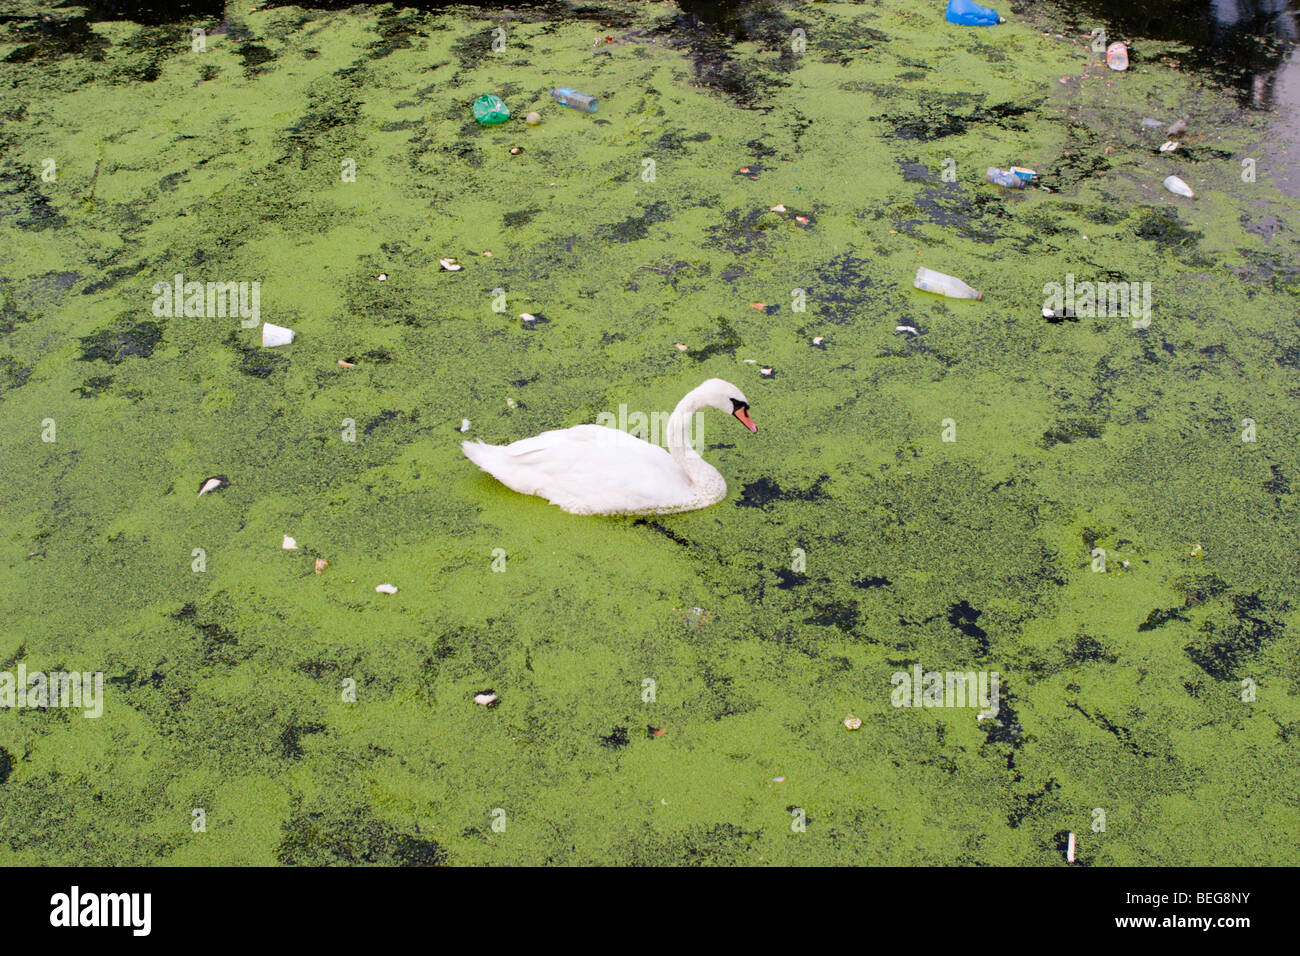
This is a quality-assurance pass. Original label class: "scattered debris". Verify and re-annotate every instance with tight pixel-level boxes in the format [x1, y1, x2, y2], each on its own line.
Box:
[439, 258, 462, 271]
[1159, 140, 1179, 152]
[771, 776, 786, 783]
[844, 715, 862, 731]
[520, 312, 537, 324]
[506, 397, 517, 408]
[1106, 41, 1129, 71]
[1043, 308, 1078, 323]
[760, 366, 774, 377]
[551, 87, 598, 112]
[375, 583, 398, 594]
[525, 111, 542, 126]
[473, 689, 499, 707]
[197, 475, 228, 497]
[472, 93, 510, 124]
[314, 558, 328, 574]
[770, 204, 787, 212]
[262, 323, 295, 347]
[282, 535, 298, 550]
[1164, 175, 1194, 197]
[1141, 117, 1165, 128]
[459, 419, 471, 432]
[377, 273, 387, 281]
[675, 343, 688, 351]
[812, 336, 825, 347]
[1167, 117, 1188, 135]
[337, 358, 356, 368]
[896, 324, 920, 335]
[915, 266, 982, 300]
[1067, 831, 1077, 863]
[509, 145, 523, 155]
[650, 727, 666, 738]
[750, 302, 767, 311]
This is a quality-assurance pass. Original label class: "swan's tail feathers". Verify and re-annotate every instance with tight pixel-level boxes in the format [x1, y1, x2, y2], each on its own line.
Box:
[461, 440, 500, 472]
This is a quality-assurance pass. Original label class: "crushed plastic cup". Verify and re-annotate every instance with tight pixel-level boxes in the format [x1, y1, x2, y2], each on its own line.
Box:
[262, 323, 295, 347]
[1106, 41, 1129, 71]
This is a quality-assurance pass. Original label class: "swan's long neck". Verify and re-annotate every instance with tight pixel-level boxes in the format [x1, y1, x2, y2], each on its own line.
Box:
[666, 385, 723, 493]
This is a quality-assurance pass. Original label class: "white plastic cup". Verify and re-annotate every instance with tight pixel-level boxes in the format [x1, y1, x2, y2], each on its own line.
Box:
[262, 322, 295, 347]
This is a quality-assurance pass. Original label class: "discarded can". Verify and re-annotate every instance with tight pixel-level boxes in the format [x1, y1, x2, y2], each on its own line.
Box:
[1106, 41, 1129, 71]
[986, 166, 1027, 189]
[915, 267, 982, 300]
[550, 87, 598, 113]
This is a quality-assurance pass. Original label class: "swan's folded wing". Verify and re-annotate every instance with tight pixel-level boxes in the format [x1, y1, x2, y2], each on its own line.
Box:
[484, 425, 693, 513]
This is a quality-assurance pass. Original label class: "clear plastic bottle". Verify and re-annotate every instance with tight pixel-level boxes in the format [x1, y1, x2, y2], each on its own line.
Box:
[914, 267, 983, 300]
[986, 166, 1026, 189]
[550, 88, 598, 113]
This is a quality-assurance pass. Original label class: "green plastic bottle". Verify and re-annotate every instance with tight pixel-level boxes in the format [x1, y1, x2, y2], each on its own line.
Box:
[472, 94, 510, 125]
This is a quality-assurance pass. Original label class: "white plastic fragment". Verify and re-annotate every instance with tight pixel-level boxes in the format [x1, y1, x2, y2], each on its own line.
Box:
[282, 535, 298, 550]
[844, 715, 862, 731]
[896, 325, 919, 335]
[262, 322, 295, 347]
[197, 476, 227, 497]
[375, 583, 398, 594]
[459, 419, 470, 432]
[1164, 175, 1194, 197]
[439, 258, 461, 271]
[1067, 831, 1077, 863]
[1159, 140, 1179, 152]
[473, 690, 498, 706]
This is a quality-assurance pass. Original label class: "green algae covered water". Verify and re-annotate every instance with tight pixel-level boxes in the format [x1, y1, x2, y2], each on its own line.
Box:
[0, 0, 1298, 865]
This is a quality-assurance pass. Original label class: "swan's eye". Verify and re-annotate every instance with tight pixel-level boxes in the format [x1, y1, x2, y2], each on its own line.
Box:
[730, 398, 748, 412]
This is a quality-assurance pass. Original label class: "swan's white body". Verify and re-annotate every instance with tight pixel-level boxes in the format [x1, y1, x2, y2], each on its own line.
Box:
[462, 379, 756, 516]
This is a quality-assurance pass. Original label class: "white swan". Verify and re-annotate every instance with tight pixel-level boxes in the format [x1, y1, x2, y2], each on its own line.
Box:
[461, 378, 757, 515]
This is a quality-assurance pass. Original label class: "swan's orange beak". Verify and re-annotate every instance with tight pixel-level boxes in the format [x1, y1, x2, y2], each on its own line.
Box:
[733, 405, 757, 433]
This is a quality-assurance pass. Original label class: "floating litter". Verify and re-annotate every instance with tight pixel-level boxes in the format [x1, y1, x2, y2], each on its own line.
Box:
[459, 419, 470, 432]
[770, 204, 787, 212]
[1164, 175, 1194, 197]
[377, 273, 387, 281]
[338, 358, 356, 368]
[812, 336, 825, 346]
[675, 343, 688, 351]
[506, 397, 517, 408]
[375, 583, 398, 594]
[1106, 41, 1128, 71]
[525, 111, 541, 125]
[1140, 117, 1165, 128]
[772, 776, 785, 783]
[1159, 140, 1179, 152]
[897, 325, 919, 335]
[439, 258, 462, 271]
[1067, 831, 1076, 863]
[844, 715, 862, 731]
[1167, 118, 1188, 135]
[520, 313, 537, 323]
[197, 475, 228, 497]
[262, 323, 295, 347]
[473, 690, 499, 707]
[760, 366, 774, 376]
[314, 558, 328, 574]
[282, 535, 298, 550]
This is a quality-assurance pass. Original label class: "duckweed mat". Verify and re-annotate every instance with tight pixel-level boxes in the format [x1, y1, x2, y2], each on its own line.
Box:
[1, 0, 1298, 865]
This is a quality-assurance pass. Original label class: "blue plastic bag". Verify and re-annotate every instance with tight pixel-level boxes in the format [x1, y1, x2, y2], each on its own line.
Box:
[946, 0, 1001, 27]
